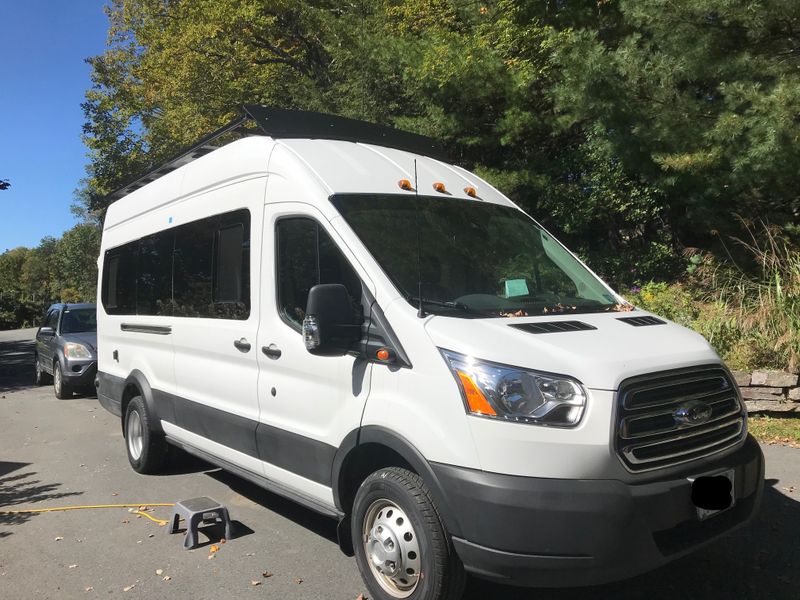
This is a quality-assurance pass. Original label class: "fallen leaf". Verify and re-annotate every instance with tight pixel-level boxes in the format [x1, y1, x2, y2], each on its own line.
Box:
[162, 576, 171, 581]
[356, 595, 365, 600]
[68, 564, 78, 569]
[85, 587, 93, 592]
[207, 554, 216, 560]
[112, 493, 118, 496]
[295, 578, 303, 584]
[246, 553, 255, 557]
[219, 538, 226, 544]
[148, 534, 154, 538]
[155, 569, 163, 576]
[121, 519, 129, 524]
[262, 571, 273, 578]
[123, 584, 135, 592]
[251, 581, 262, 586]
[209, 544, 220, 553]
[54, 536, 64, 541]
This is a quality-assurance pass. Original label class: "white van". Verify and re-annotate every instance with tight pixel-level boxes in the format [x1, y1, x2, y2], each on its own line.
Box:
[97, 106, 763, 600]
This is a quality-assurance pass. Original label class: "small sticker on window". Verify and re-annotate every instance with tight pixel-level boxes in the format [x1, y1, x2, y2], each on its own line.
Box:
[504, 278, 529, 298]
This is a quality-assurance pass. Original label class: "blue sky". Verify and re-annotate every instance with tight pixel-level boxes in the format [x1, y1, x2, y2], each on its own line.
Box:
[0, 1, 109, 252]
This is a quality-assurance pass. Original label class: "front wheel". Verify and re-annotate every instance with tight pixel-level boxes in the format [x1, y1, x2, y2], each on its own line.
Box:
[352, 467, 466, 600]
[53, 361, 72, 399]
[124, 396, 168, 474]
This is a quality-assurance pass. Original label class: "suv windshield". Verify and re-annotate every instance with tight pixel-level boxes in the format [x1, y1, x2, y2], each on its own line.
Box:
[60, 308, 97, 333]
[331, 194, 623, 318]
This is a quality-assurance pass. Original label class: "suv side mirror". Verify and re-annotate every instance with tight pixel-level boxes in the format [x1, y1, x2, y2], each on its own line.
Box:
[302, 284, 361, 357]
[39, 326, 55, 336]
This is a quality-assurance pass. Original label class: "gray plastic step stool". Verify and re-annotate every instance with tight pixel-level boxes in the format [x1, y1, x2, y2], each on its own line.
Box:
[168, 497, 233, 549]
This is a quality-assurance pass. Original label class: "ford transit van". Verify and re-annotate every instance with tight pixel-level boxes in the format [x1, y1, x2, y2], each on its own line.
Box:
[97, 106, 763, 600]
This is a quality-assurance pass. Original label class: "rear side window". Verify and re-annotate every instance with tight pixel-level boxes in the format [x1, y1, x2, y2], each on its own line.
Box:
[101, 208, 250, 320]
[102, 242, 137, 314]
[276, 217, 362, 329]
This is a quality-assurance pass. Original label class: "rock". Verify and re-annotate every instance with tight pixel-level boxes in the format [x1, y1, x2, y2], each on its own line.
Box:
[751, 371, 798, 387]
[740, 387, 785, 400]
[745, 400, 798, 413]
[789, 388, 800, 402]
[731, 370, 751, 387]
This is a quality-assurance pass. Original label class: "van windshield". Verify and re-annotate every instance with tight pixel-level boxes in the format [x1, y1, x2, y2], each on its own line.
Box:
[331, 194, 624, 318]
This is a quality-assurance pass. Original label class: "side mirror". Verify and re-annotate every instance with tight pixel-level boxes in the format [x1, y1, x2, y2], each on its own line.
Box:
[39, 326, 55, 336]
[302, 284, 361, 356]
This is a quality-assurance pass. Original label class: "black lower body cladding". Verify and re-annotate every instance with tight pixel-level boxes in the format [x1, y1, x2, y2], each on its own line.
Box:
[433, 435, 764, 587]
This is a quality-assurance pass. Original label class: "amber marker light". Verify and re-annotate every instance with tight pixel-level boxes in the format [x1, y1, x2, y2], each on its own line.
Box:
[456, 371, 497, 416]
[398, 179, 414, 191]
[464, 186, 478, 198]
[376, 348, 390, 361]
[433, 182, 447, 193]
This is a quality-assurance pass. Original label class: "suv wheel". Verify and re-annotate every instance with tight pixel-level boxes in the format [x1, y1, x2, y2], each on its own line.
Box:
[352, 467, 466, 600]
[124, 396, 168, 474]
[34, 355, 50, 385]
[53, 361, 72, 399]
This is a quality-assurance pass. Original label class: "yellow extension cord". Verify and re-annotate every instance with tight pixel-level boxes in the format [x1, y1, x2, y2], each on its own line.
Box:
[0, 503, 175, 525]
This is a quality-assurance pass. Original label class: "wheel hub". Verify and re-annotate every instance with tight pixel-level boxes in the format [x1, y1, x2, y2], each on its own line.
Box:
[126, 410, 144, 460]
[362, 500, 421, 598]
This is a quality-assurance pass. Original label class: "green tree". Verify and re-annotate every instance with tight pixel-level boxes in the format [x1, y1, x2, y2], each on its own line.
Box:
[54, 223, 101, 302]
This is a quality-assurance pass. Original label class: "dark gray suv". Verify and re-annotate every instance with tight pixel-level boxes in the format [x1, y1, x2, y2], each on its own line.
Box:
[34, 303, 97, 398]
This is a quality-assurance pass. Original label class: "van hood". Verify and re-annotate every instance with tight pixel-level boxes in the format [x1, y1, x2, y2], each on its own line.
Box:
[423, 311, 720, 390]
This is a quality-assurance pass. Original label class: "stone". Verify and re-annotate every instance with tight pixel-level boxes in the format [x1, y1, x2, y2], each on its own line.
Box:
[789, 388, 800, 402]
[751, 371, 798, 388]
[745, 400, 798, 413]
[731, 370, 751, 387]
[739, 387, 785, 400]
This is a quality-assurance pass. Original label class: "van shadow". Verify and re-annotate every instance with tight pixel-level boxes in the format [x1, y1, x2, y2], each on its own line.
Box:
[0, 462, 83, 537]
[0, 338, 36, 392]
[205, 469, 340, 546]
[463, 479, 798, 600]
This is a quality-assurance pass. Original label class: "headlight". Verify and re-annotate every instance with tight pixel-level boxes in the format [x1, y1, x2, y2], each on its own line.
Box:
[64, 342, 92, 359]
[440, 349, 586, 427]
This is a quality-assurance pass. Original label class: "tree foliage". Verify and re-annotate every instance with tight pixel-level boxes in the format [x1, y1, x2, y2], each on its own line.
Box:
[80, 0, 800, 287]
[0, 224, 101, 329]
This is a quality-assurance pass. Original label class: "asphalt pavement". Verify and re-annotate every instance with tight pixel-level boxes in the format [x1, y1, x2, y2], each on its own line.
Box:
[1, 328, 798, 599]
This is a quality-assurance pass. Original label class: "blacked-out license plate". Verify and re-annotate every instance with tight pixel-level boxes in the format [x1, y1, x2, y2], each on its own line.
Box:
[689, 469, 735, 520]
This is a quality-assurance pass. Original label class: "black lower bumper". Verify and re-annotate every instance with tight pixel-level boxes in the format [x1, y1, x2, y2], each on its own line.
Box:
[433, 435, 764, 587]
[63, 361, 97, 388]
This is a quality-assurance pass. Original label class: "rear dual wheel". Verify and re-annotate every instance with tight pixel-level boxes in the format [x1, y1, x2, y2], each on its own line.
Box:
[352, 467, 466, 600]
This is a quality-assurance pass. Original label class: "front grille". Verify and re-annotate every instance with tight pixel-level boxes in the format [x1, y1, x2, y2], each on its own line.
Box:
[615, 366, 745, 472]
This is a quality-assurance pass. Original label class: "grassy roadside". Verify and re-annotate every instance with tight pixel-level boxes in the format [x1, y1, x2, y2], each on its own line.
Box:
[748, 413, 800, 448]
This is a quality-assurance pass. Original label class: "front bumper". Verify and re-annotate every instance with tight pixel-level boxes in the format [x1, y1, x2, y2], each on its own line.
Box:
[62, 359, 97, 387]
[433, 435, 764, 587]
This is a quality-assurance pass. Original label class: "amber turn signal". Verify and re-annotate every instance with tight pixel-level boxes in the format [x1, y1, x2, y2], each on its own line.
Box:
[376, 348, 390, 361]
[456, 371, 497, 416]
[398, 179, 414, 191]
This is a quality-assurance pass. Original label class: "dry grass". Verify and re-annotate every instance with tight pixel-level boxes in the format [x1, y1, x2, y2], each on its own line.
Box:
[748, 413, 800, 448]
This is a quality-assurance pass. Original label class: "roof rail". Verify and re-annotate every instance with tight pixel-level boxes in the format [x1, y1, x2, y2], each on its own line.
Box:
[106, 105, 447, 201]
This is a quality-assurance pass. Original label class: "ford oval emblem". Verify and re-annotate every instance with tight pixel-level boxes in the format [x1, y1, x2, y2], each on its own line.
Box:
[673, 400, 713, 426]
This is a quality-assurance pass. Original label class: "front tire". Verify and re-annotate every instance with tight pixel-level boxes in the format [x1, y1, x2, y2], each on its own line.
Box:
[352, 467, 466, 600]
[124, 396, 168, 474]
[53, 361, 72, 399]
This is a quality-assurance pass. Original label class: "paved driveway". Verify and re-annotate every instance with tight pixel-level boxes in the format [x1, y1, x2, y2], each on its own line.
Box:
[1, 328, 798, 599]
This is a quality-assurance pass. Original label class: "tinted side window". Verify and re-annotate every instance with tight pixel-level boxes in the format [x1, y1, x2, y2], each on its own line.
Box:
[137, 232, 174, 316]
[102, 241, 137, 315]
[174, 209, 250, 319]
[276, 218, 362, 329]
[43, 309, 59, 329]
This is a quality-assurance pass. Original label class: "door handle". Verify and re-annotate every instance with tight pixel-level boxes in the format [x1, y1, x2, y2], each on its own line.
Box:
[261, 344, 282, 360]
[233, 338, 251, 353]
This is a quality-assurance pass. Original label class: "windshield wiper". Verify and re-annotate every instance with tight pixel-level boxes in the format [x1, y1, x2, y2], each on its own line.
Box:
[406, 295, 488, 317]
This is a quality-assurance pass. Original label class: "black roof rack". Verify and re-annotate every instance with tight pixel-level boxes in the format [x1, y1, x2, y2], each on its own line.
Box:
[106, 105, 447, 201]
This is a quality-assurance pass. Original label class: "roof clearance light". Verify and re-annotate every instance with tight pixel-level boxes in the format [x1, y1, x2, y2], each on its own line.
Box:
[464, 186, 478, 198]
[433, 182, 447, 193]
[398, 179, 415, 191]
